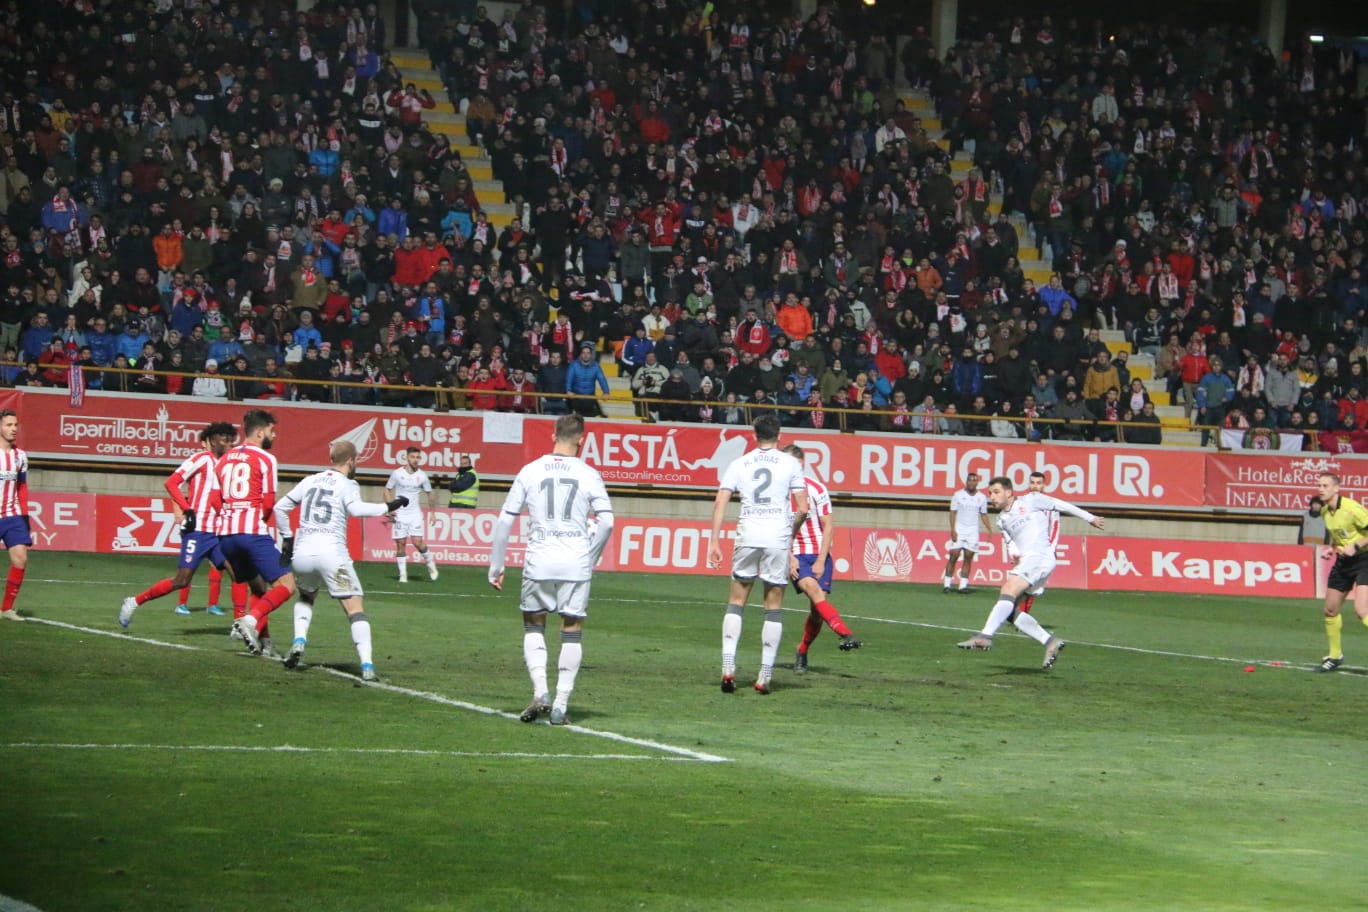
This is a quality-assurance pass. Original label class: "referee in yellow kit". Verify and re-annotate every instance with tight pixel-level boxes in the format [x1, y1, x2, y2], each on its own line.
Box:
[1313, 472, 1368, 672]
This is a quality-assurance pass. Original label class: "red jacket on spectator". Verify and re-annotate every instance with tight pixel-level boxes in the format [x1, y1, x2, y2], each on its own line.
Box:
[386, 88, 436, 128]
[1179, 350, 1212, 384]
[1338, 396, 1368, 428]
[319, 215, 350, 247]
[640, 202, 681, 248]
[392, 245, 429, 288]
[413, 242, 452, 281]
[1167, 250, 1195, 287]
[736, 319, 771, 357]
[638, 113, 671, 144]
[321, 291, 352, 325]
[875, 347, 907, 381]
[468, 373, 510, 411]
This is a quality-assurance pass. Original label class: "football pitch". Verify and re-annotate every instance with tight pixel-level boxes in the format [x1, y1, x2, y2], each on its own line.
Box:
[3, 553, 1368, 911]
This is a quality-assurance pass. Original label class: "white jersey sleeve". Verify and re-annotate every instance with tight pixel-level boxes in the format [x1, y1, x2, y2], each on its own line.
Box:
[500, 454, 612, 582]
[724, 447, 806, 549]
[996, 492, 1093, 559]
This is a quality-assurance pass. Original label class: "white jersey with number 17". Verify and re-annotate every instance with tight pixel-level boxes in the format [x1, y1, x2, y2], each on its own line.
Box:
[719, 447, 807, 550]
[499, 454, 612, 582]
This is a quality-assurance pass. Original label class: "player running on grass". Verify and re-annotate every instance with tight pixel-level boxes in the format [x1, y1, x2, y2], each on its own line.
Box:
[783, 443, 860, 674]
[1000, 471, 1059, 618]
[957, 475, 1103, 668]
[489, 414, 614, 726]
[386, 447, 438, 582]
[0, 410, 31, 622]
[223, 409, 297, 658]
[120, 422, 249, 627]
[707, 414, 808, 695]
[273, 440, 408, 681]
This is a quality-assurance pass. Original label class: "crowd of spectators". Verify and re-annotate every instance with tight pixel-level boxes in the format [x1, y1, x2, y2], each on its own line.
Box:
[0, 0, 1364, 447]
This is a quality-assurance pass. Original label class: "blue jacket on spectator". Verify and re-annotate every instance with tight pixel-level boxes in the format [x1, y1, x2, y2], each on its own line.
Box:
[566, 353, 609, 396]
[294, 325, 323, 350]
[168, 299, 202, 338]
[952, 356, 983, 397]
[21, 326, 51, 361]
[86, 329, 117, 366]
[378, 206, 408, 240]
[208, 337, 244, 364]
[117, 328, 151, 362]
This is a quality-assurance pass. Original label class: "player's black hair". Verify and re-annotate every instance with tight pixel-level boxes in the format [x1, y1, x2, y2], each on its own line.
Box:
[988, 475, 1014, 489]
[753, 413, 781, 443]
[200, 421, 236, 442]
[1029, 471, 1046, 481]
[0, 410, 15, 420]
[242, 409, 276, 436]
[782, 443, 804, 459]
[405, 446, 421, 455]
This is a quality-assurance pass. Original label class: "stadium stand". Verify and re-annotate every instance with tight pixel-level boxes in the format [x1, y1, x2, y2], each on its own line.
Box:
[0, 1, 1362, 448]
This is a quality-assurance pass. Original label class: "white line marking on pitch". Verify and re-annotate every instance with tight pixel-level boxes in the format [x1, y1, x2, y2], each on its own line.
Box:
[26, 577, 1330, 673]
[0, 893, 48, 912]
[23, 619, 731, 764]
[1, 742, 705, 762]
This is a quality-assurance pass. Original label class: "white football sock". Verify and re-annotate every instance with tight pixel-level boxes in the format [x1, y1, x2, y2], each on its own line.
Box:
[759, 609, 783, 681]
[981, 597, 1017, 637]
[722, 604, 743, 677]
[293, 597, 314, 642]
[396, 553, 407, 579]
[424, 550, 436, 569]
[554, 630, 582, 712]
[524, 624, 548, 697]
[349, 613, 373, 666]
[1013, 610, 1051, 645]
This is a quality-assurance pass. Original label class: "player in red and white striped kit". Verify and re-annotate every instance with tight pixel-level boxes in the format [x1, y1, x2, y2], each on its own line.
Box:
[783, 444, 860, 674]
[0, 410, 32, 621]
[119, 422, 250, 627]
[220, 409, 296, 657]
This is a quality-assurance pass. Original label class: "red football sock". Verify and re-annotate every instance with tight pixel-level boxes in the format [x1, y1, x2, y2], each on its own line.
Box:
[207, 568, 222, 607]
[1, 566, 23, 612]
[136, 577, 176, 606]
[177, 581, 191, 607]
[813, 600, 852, 637]
[231, 582, 249, 618]
[1019, 595, 1035, 615]
[248, 584, 293, 624]
[798, 612, 823, 654]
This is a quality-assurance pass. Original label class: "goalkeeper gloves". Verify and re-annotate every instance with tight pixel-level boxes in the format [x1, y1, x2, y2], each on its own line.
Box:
[385, 495, 410, 512]
[280, 537, 294, 563]
[181, 509, 196, 533]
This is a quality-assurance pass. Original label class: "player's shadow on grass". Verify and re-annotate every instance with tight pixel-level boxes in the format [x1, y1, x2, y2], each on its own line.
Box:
[986, 665, 1055, 676]
[177, 626, 233, 636]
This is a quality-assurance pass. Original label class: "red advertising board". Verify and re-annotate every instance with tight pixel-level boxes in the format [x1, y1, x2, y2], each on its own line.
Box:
[845, 527, 1090, 591]
[27, 492, 97, 553]
[1086, 536, 1315, 598]
[358, 508, 531, 568]
[7, 388, 531, 481]
[1204, 452, 1368, 511]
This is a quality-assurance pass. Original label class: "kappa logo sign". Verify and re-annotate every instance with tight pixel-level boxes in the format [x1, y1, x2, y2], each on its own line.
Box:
[1092, 548, 1142, 577]
[1086, 538, 1313, 597]
[862, 533, 914, 581]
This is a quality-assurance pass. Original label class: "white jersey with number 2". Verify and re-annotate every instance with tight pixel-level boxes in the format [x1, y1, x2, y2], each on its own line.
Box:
[500, 454, 612, 582]
[274, 469, 390, 556]
[719, 447, 806, 550]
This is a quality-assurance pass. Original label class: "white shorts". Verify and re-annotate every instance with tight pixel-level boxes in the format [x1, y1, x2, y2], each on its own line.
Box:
[947, 535, 981, 554]
[1009, 553, 1056, 590]
[292, 551, 364, 599]
[390, 515, 426, 540]
[520, 578, 591, 617]
[732, 545, 790, 586]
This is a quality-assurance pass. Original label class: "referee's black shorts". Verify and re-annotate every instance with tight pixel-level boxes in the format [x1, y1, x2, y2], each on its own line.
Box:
[1327, 551, 1368, 592]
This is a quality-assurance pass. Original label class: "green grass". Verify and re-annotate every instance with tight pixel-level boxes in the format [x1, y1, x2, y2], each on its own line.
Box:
[3, 553, 1367, 911]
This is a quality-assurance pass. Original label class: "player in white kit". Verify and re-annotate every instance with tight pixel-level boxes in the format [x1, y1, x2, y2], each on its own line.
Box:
[943, 473, 992, 593]
[958, 475, 1103, 668]
[386, 447, 438, 582]
[273, 440, 409, 681]
[489, 414, 614, 727]
[1002, 471, 1058, 616]
[707, 414, 809, 695]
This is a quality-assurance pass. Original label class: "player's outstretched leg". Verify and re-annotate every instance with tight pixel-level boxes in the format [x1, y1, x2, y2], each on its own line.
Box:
[721, 604, 743, 693]
[284, 594, 314, 669]
[811, 599, 860, 650]
[120, 578, 178, 627]
[551, 628, 582, 725]
[175, 580, 192, 615]
[795, 611, 822, 674]
[521, 620, 550, 719]
[419, 547, 438, 581]
[349, 611, 376, 681]
[958, 595, 1016, 651]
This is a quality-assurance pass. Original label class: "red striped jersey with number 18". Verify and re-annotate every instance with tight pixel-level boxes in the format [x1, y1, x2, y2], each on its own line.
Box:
[169, 450, 222, 529]
[214, 444, 277, 536]
[0, 447, 27, 518]
[791, 476, 831, 555]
